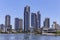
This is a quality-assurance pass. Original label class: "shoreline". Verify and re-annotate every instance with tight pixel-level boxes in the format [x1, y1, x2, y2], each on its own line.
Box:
[0, 33, 60, 36]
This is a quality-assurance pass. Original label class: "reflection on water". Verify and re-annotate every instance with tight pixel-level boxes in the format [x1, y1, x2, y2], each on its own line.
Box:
[23, 34, 30, 40]
[0, 34, 60, 40]
[30, 34, 40, 40]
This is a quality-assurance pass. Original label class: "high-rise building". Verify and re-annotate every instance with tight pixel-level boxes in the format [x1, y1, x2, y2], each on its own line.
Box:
[19, 19, 23, 31]
[15, 18, 20, 32]
[52, 21, 56, 29]
[15, 18, 23, 32]
[31, 11, 41, 31]
[37, 11, 41, 29]
[31, 13, 37, 31]
[24, 5, 30, 32]
[52, 21, 60, 30]
[43, 18, 50, 28]
[5, 15, 11, 32]
[0, 24, 5, 31]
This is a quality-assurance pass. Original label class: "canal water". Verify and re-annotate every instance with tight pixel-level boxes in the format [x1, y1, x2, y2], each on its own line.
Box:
[0, 33, 60, 40]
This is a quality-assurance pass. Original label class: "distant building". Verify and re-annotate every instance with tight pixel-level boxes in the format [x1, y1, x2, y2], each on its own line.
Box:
[10, 25, 12, 31]
[43, 18, 50, 28]
[31, 13, 37, 31]
[52, 21, 56, 29]
[19, 19, 23, 31]
[15, 18, 20, 32]
[5, 15, 11, 32]
[52, 21, 60, 30]
[15, 18, 23, 32]
[0, 24, 5, 32]
[31, 11, 41, 31]
[24, 5, 30, 32]
[37, 11, 41, 29]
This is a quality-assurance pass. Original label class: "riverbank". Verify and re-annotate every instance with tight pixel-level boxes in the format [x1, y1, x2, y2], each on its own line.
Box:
[0, 32, 60, 36]
[0, 31, 60, 36]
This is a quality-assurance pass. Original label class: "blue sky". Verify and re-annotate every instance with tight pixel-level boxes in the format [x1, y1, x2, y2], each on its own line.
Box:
[0, 0, 60, 29]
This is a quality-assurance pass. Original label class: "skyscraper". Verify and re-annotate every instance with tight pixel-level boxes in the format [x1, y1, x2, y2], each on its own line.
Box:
[31, 11, 41, 31]
[43, 18, 50, 28]
[31, 13, 37, 31]
[5, 15, 11, 32]
[24, 5, 30, 32]
[15, 18, 20, 32]
[37, 11, 41, 29]
[19, 19, 23, 31]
